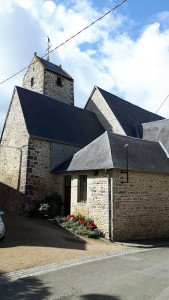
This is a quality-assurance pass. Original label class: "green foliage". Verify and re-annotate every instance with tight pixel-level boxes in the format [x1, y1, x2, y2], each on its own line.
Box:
[44, 193, 62, 217]
[52, 213, 104, 239]
[28, 193, 63, 219]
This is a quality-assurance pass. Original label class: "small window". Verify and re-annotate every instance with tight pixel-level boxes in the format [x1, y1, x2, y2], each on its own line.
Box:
[31, 77, 34, 87]
[78, 175, 87, 202]
[56, 77, 62, 87]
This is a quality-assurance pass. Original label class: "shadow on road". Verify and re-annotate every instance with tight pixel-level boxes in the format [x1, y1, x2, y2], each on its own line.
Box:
[80, 294, 120, 300]
[0, 272, 51, 300]
[1, 211, 86, 250]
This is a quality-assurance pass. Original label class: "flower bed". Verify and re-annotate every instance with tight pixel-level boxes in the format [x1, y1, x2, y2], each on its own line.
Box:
[52, 213, 104, 239]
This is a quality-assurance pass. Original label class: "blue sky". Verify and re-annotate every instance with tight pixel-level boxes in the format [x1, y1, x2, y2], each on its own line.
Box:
[0, 0, 169, 134]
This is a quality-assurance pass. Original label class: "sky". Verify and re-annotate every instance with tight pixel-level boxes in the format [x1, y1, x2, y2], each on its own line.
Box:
[0, 0, 169, 135]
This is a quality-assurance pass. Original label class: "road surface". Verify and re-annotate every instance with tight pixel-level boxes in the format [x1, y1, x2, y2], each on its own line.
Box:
[1, 247, 169, 299]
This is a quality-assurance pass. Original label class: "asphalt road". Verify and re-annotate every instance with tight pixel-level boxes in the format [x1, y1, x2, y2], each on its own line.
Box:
[1, 247, 169, 299]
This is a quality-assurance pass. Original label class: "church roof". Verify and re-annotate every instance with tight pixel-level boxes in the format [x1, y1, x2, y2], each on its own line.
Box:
[142, 119, 169, 151]
[16, 86, 104, 147]
[36, 56, 73, 80]
[53, 131, 169, 174]
[96, 87, 164, 137]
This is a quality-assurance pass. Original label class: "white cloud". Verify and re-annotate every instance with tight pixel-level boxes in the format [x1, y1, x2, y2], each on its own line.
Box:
[0, 0, 13, 13]
[157, 11, 169, 22]
[100, 22, 169, 117]
[0, 0, 169, 137]
[43, 1, 56, 14]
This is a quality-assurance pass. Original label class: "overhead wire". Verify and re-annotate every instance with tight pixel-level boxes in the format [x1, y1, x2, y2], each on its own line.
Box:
[155, 94, 169, 114]
[0, 0, 127, 85]
[138, 94, 169, 139]
[1, 0, 168, 118]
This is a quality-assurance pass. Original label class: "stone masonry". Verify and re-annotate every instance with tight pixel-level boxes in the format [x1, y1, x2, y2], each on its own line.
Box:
[71, 170, 109, 237]
[22, 138, 80, 212]
[85, 87, 126, 135]
[0, 89, 28, 192]
[22, 56, 44, 95]
[112, 169, 169, 241]
[70, 168, 169, 241]
[0, 76, 77, 212]
[44, 69, 74, 105]
[23, 55, 74, 106]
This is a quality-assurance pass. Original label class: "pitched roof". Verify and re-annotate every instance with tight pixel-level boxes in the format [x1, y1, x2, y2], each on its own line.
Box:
[53, 131, 169, 174]
[142, 119, 169, 151]
[97, 87, 164, 137]
[36, 56, 73, 80]
[16, 86, 104, 147]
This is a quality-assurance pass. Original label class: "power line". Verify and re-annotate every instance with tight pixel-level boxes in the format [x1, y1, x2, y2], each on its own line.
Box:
[138, 93, 169, 139]
[155, 94, 169, 114]
[0, 0, 127, 86]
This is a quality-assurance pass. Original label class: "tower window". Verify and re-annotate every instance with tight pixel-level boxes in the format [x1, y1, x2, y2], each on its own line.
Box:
[56, 77, 62, 87]
[31, 77, 34, 87]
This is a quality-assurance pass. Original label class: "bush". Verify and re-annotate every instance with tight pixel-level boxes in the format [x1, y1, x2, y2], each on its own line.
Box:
[52, 213, 104, 239]
[28, 193, 63, 219]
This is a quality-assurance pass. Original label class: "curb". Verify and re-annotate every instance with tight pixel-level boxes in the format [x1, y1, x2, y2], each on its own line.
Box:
[0, 248, 151, 285]
[114, 241, 169, 248]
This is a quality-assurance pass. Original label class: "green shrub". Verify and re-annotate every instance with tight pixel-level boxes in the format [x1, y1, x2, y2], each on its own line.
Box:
[44, 193, 62, 217]
[28, 192, 62, 219]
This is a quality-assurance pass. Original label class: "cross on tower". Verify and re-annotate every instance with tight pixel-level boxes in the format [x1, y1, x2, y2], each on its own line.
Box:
[46, 36, 52, 61]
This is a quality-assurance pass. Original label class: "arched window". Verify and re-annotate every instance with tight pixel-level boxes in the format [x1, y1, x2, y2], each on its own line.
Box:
[31, 77, 34, 87]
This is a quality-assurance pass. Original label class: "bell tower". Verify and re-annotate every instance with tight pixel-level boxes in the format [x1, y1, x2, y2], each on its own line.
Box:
[22, 53, 74, 106]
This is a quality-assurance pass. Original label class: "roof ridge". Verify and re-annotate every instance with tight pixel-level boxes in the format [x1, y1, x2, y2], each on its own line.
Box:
[107, 131, 162, 144]
[36, 55, 58, 67]
[36, 55, 73, 80]
[97, 86, 163, 118]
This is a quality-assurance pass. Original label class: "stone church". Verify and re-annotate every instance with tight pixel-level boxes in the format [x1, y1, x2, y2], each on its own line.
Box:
[0, 53, 169, 241]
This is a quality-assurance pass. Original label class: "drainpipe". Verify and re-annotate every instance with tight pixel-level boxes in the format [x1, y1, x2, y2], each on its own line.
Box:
[105, 170, 112, 241]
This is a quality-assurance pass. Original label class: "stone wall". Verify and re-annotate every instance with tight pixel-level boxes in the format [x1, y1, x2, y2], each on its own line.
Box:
[71, 170, 109, 237]
[0, 90, 28, 192]
[0, 182, 23, 212]
[22, 56, 44, 94]
[22, 55, 74, 106]
[44, 70, 74, 105]
[85, 87, 126, 135]
[23, 138, 80, 212]
[112, 169, 169, 241]
[70, 168, 169, 241]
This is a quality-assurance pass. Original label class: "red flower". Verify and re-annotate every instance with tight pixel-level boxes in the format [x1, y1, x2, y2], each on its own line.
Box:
[73, 216, 77, 220]
[68, 214, 75, 218]
[89, 223, 96, 228]
[64, 218, 69, 221]
[80, 219, 86, 224]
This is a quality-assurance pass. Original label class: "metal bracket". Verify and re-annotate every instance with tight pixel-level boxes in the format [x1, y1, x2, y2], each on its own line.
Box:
[121, 144, 129, 183]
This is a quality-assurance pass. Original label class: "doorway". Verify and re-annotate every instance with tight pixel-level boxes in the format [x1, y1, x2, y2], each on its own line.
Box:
[64, 175, 71, 216]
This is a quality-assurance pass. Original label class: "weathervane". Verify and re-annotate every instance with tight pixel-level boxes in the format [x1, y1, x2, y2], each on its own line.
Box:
[46, 36, 52, 61]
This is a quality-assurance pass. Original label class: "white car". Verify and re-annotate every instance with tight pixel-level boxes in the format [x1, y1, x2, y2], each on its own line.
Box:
[0, 211, 5, 240]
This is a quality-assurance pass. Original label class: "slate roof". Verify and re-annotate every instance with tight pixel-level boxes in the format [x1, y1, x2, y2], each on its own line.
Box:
[96, 87, 164, 137]
[16, 86, 105, 147]
[53, 131, 169, 174]
[142, 119, 169, 152]
[37, 56, 73, 80]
